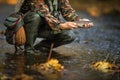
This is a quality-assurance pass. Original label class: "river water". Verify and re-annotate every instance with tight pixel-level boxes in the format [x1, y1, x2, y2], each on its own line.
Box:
[0, 4, 120, 80]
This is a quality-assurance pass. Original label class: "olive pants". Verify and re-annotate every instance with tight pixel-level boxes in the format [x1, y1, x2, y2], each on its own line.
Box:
[24, 11, 76, 52]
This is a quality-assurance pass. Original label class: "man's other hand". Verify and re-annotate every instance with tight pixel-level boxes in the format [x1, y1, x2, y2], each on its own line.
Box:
[59, 22, 78, 30]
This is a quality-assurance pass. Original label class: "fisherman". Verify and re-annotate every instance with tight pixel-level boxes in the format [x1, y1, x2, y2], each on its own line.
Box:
[18, 0, 93, 54]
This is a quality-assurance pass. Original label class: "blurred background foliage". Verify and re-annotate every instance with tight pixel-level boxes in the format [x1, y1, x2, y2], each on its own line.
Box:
[0, 0, 120, 16]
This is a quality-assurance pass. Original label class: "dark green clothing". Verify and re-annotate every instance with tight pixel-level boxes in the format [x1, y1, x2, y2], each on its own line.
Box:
[24, 11, 76, 52]
[21, 0, 79, 53]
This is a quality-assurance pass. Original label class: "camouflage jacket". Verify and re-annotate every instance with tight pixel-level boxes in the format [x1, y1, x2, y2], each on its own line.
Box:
[20, 0, 81, 31]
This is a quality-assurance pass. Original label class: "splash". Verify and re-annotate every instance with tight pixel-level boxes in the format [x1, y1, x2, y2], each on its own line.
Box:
[33, 59, 64, 80]
[33, 59, 64, 72]
[91, 61, 120, 73]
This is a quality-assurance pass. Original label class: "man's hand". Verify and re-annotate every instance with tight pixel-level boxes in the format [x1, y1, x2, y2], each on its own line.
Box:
[59, 18, 93, 30]
[59, 22, 78, 30]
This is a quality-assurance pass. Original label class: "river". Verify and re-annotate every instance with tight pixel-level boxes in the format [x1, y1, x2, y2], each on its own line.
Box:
[0, 4, 120, 80]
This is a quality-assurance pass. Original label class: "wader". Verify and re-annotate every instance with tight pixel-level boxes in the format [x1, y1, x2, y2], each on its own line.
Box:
[21, 0, 76, 54]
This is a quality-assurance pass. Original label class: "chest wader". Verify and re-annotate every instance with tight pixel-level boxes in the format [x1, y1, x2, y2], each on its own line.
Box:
[34, 0, 76, 52]
[20, 0, 59, 54]
[24, 0, 61, 54]
[24, 0, 76, 54]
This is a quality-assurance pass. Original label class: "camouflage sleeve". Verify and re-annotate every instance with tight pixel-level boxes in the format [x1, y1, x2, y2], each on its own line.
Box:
[60, 0, 80, 21]
[34, 0, 61, 31]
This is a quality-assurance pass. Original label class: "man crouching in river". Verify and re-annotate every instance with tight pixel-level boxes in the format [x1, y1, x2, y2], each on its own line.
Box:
[18, 0, 93, 54]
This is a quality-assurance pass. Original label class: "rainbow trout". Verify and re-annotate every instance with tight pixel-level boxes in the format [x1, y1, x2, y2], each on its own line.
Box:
[75, 21, 92, 28]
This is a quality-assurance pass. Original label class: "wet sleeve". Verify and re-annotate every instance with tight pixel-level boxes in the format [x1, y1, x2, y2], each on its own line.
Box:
[34, 0, 61, 31]
[60, 0, 81, 21]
